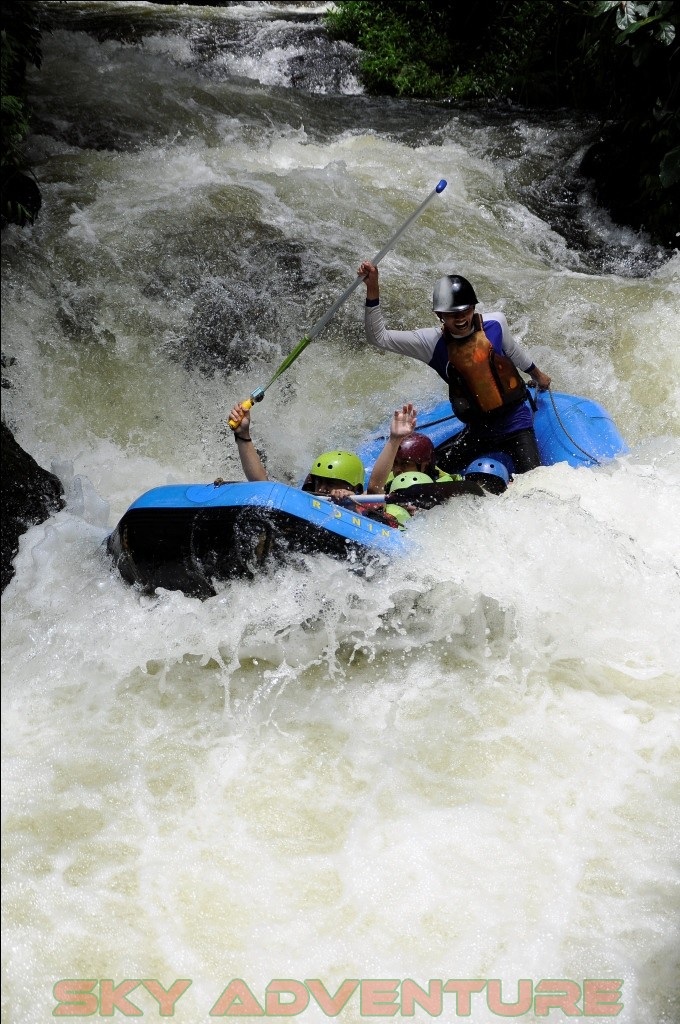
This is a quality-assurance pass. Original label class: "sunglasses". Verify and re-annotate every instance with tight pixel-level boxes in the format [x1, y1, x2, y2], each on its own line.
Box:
[437, 307, 474, 320]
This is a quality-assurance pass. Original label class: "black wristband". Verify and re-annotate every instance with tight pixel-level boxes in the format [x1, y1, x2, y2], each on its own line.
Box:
[235, 435, 252, 443]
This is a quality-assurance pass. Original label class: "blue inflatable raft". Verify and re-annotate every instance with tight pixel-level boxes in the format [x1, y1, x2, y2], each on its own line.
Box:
[107, 389, 627, 596]
[357, 389, 627, 475]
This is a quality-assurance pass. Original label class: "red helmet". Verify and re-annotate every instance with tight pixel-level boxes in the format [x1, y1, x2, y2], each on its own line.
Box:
[396, 433, 435, 465]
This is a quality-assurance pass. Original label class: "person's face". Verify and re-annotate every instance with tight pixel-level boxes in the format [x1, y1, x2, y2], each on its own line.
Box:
[438, 305, 475, 336]
[312, 476, 351, 495]
[392, 456, 419, 476]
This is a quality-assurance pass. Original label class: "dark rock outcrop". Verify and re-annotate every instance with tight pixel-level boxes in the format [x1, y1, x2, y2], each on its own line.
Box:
[580, 126, 679, 251]
[1, 421, 64, 592]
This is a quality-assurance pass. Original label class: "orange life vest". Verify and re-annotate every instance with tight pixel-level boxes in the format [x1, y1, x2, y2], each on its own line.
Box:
[446, 314, 527, 422]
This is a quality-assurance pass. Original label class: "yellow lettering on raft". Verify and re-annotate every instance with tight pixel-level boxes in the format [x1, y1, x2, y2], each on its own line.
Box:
[311, 499, 322, 509]
[352, 517, 361, 527]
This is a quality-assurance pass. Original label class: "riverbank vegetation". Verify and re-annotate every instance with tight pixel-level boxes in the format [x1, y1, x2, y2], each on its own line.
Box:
[1, 1, 43, 226]
[1, 1, 677, 244]
[326, 0, 679, 248]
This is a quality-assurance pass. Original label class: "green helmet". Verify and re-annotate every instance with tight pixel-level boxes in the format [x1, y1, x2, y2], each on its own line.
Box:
[390, 471, 434, 493]
[385, 503, 412, 527]
[309, 451, 365, 490]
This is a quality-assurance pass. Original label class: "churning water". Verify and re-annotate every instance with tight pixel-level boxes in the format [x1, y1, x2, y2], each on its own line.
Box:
[2, 3, 679, 1022]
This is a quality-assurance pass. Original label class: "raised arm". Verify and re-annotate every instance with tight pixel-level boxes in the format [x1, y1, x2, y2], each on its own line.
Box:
[228, 403, 268, 482]
[367, 403, 417, 494]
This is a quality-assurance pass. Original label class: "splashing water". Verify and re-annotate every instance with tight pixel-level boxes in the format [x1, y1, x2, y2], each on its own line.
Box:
[2, 5, 679, 1023]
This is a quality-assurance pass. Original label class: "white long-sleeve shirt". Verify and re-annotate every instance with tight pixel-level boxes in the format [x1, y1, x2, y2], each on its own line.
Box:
[364, 301, 537, 434]
[364, 302, 535, 373]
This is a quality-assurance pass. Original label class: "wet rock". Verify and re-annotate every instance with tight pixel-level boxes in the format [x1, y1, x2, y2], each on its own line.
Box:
[580, 126, 677, 251]
[0, 170, 42, 228]
[1, 353, 16, 390]
[1, 422, 65, 592]
[142, 204, 323, 375]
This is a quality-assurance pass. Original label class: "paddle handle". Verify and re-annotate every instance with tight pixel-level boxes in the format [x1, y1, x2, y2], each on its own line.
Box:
[227, 398, 253, 430]
[370, 179, 447, 265]
[227, 387, 265, 430]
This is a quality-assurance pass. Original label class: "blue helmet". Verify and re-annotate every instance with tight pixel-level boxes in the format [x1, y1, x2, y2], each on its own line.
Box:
[462, 458, 510, 494]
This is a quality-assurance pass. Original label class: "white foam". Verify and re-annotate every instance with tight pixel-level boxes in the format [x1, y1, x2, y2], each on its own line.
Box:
[3, 9, 679, 1024]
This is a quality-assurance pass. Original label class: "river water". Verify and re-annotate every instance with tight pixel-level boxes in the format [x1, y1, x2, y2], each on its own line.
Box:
[2, 3, 679, 1022]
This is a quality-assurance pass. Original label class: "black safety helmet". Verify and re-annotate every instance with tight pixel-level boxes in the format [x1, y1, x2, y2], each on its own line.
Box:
[432, 275, 478, 313]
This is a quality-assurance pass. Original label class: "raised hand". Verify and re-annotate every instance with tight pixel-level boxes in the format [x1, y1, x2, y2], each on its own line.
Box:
[358, 260, 379, 300]
[390, 403, 417, 441]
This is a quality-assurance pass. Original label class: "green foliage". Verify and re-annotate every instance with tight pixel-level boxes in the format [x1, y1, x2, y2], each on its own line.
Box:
[326, 0, 679, 246]
[660, 147, 680, 188]
[326, 0, 585, 102]
[326, 0, 505, 98]
[583, 0, 679, 244]
[591, 0, 675, 42]
[1, 1, 44, 225]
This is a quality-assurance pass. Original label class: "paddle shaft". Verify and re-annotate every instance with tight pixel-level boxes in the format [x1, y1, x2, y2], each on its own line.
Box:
[305, 179, 448, 344]
[228, 180, 447, 428]
[353, 479, 486, 507]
